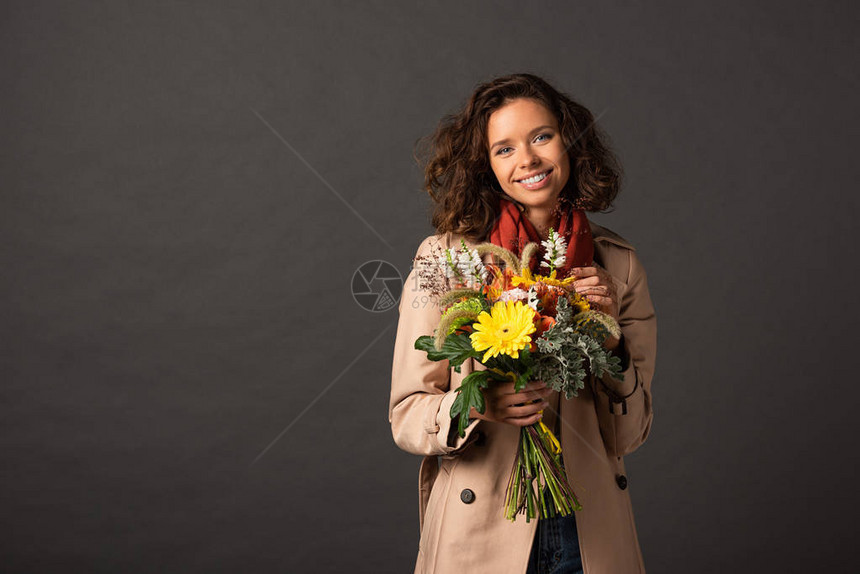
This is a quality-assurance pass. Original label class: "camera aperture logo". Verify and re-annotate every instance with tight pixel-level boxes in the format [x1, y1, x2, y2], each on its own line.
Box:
[352, 260, 403, 312]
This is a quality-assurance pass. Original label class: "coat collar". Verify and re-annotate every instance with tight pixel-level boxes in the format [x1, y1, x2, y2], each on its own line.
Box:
[589, 219, 636, 252]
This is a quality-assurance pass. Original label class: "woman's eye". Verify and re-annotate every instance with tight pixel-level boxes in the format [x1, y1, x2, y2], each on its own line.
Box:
[535, 133, 551, 143]
[496, 147, 513, 155]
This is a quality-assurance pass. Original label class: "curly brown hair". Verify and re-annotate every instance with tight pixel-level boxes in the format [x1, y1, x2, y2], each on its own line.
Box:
[417, 73, 623, 242]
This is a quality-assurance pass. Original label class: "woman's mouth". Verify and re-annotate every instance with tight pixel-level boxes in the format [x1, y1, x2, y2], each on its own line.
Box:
[516, 169, 553, 190]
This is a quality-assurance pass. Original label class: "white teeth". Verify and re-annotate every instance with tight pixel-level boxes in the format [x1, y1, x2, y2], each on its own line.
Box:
[519, 171, 548, 184]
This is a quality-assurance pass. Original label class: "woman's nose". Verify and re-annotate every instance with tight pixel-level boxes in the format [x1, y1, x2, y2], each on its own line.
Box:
[519, 147, 539, 168]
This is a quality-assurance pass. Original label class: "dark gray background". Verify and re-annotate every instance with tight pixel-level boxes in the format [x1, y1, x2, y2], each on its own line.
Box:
[2, 1, 858, 572]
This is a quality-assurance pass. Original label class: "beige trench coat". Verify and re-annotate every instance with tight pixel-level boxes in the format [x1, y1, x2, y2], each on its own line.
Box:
[389, 220, 657, 573]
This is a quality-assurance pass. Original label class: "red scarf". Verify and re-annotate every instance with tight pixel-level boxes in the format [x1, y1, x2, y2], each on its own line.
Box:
[488, 197, 593, 279]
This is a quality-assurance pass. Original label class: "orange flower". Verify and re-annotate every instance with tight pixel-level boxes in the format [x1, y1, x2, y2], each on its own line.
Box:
[534, 315, 556, 338]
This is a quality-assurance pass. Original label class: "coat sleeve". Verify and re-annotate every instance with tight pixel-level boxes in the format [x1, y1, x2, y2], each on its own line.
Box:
[388, 235, 482, 457]
[592, 248, 658, 457]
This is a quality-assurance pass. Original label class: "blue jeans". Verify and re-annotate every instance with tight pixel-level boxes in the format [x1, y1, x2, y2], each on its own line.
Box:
[525, 503, 583, 574]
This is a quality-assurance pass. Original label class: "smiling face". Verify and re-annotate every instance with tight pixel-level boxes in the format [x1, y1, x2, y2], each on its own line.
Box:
[486, 98, 571, 213]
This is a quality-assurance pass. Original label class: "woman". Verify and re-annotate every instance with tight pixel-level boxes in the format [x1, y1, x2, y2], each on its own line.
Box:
[389, 73, 657, 574]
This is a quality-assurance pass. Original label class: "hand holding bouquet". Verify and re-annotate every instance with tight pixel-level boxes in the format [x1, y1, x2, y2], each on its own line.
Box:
[414, 231, 624, 522]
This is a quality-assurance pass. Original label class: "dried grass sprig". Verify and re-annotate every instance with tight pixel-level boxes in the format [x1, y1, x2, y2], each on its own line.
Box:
[519, 242, 540, 274]
[434, 309, 481, 350]
[438, 288, 484, 308]
[474, 243, 521, 272]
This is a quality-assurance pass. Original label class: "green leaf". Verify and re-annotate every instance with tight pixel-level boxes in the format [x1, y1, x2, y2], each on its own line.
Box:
[414, 332, 481, 371]
[513, 371, 531, 393]
[518, 347, 534, 367]
[450, 370, 491, 438]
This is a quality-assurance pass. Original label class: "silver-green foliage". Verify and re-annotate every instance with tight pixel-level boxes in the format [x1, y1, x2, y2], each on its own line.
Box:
[535, 297, 624, 399]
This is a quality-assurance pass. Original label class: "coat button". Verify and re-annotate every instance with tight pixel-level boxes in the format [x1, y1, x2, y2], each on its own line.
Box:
[616, 474, 628, 490]
[460, 489, 475, 504]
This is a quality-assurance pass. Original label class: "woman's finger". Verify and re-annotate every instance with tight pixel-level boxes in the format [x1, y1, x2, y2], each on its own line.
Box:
[578, 284, 611, 295]
[573, 273, 614, 293]
[570, 266, 598, 278]
[491, 380, 540, 394]
[507, 380, 546, 392]
[502, 388, 552, 408]
[504, 411, 546, 427]
[503, 401, 549, 418]
[496, 381, 545, 399]
[586, 294, 614, 307]
[572, 275, 600, 288]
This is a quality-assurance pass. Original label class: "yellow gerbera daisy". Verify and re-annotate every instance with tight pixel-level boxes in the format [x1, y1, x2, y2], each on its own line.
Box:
[470, 300, 537, 362]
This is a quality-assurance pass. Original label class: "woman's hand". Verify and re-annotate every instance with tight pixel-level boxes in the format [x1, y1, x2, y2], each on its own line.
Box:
[468, 380, 554, 427]
[571, 265, 620, 320]
[571, 265, 622, 351]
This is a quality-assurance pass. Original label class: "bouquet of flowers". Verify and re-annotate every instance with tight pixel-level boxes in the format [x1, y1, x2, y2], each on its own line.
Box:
[414, 230, 624, 522]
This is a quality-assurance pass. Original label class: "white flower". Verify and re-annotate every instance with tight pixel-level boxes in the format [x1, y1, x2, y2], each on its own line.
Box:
[497, 288, 528, 303]
[439, 243, 487, 287]
[468, 247, 488, 284]
[526, 286, 541, 310]
[540, 228, 567, 271]
[456, 249, 473, 277]
[436, 251, 459, 281]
